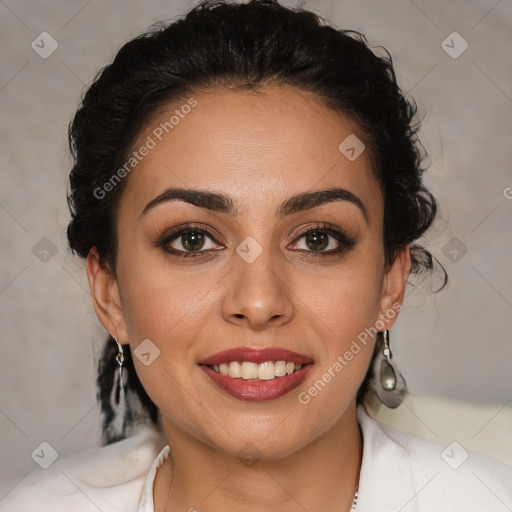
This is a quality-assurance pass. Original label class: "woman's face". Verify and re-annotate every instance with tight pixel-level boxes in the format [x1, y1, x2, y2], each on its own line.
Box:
[88, 86, 410, 458]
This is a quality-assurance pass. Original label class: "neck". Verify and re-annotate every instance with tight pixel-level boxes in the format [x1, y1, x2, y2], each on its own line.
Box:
[154, 403, 363, 512]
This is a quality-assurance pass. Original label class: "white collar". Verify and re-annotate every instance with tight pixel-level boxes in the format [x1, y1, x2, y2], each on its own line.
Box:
[136, 406, 412, 511]
[138, 405, 512, 512]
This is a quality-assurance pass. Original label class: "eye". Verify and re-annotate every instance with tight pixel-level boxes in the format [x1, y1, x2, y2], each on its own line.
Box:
[156, 225, 223, 258]
[289, 223, 356, 257]
[156, 222, 356, 260]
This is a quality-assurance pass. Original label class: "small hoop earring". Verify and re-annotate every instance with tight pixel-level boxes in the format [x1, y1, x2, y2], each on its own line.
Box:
[109, 337, 129, 440]
[371, 330, 406, 408]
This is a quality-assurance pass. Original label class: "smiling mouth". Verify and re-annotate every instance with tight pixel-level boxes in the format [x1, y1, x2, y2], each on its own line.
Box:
[200, 362, 313, 401]
[207, 360, 305, 381]
[198, 346, 314, 401]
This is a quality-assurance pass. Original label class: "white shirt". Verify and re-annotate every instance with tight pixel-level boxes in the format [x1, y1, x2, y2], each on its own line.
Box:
[2, 406, 511, 511]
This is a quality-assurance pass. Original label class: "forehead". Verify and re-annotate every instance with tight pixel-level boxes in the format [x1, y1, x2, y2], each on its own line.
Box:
[119, 86, 382, 221]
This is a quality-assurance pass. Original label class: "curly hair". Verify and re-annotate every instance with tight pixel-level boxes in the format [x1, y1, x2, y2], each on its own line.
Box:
[66, 0, 446, 445]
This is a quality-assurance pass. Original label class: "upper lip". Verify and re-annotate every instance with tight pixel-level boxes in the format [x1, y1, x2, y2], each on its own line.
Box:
[199, 347, 313, 366]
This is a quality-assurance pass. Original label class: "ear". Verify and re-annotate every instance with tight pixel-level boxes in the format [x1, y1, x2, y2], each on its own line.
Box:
[85, 247, 129, 344]
[378, 245, 411, 330]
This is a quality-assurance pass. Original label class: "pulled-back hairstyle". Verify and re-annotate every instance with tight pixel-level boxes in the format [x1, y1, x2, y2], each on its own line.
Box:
[67, 0, 445, 445]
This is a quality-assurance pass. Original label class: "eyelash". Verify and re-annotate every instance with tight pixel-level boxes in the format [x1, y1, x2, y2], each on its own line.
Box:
[155, 223, 356, 260]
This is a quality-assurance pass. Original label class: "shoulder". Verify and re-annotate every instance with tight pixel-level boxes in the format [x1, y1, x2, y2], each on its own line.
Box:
[0, 427, 167, 512]
[356, 405, 512, 512]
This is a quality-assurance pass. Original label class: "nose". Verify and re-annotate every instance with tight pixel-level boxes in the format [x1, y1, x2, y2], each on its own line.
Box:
[221, 242, 295, 330]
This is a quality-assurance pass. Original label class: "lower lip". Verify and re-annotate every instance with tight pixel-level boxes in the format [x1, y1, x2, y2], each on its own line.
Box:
[200, 364, 313, 402]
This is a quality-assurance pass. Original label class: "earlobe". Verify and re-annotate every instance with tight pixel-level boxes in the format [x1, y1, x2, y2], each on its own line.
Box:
[85, 247, 128, 343]
[379, 246, 412, 329]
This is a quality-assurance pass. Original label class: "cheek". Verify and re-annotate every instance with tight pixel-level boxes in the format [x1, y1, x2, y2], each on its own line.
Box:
[300, 256, 384, 393]
[117, 249, 215, 342]
[293, 265, 383, 417]
[116, 255, 222, 405]
[309, 258, 383, 332]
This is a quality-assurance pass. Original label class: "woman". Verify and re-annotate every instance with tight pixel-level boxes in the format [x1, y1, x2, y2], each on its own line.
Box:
[3, 0, 510, 510]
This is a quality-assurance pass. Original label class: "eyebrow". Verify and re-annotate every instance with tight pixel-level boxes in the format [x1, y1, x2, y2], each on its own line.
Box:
[140, 186, 368, 223]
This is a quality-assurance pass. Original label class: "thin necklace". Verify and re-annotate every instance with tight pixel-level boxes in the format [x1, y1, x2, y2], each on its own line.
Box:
[350, 486, 359, 511]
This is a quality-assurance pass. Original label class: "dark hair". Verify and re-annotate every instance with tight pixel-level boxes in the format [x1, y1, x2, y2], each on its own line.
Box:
[66, 0, 446, 444]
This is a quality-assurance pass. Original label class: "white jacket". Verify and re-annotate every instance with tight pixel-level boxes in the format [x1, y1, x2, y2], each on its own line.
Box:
[1, 405, 511, 511]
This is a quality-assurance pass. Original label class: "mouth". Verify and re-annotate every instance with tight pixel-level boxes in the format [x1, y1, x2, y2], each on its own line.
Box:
[198, 347, 314, 402]
[208, 360, 305, 380]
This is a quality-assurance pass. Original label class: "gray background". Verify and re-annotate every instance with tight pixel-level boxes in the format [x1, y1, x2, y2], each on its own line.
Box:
[1, 0, 511, 492]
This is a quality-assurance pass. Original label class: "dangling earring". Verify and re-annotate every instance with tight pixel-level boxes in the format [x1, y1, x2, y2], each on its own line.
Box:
[109, 338, 129, 440]
[372, 330, 406, 408]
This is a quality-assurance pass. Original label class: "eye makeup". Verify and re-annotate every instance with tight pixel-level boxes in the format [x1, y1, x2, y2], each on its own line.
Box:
[153, 221, 358, 260]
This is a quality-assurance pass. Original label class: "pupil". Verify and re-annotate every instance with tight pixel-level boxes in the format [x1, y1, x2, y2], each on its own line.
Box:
[183, 231, 204, 251]
[306, 231, 328, 251]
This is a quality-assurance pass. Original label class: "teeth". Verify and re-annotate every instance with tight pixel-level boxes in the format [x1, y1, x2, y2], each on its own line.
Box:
[275, 360, 287, 377]
[241, 361, 258, 379]
[210, 360, 306, 380]
[258, 361, 275, 380]
[228, 361, 242, 378]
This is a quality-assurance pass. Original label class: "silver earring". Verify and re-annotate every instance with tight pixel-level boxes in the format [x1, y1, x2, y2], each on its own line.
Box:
[109, 338, 129, 440]
[372, 330, 406, 408]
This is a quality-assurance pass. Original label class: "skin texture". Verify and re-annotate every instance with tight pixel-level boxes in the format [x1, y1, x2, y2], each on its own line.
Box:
[86, 86, 411, 511]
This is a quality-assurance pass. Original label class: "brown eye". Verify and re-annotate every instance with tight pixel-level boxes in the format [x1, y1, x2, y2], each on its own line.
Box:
[156, 225, 222, 258]
[179, 231, 206, 251]
[289, 224, 357, 257]
[304, 231, 329, 251]
[167, 230, 218, 253]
